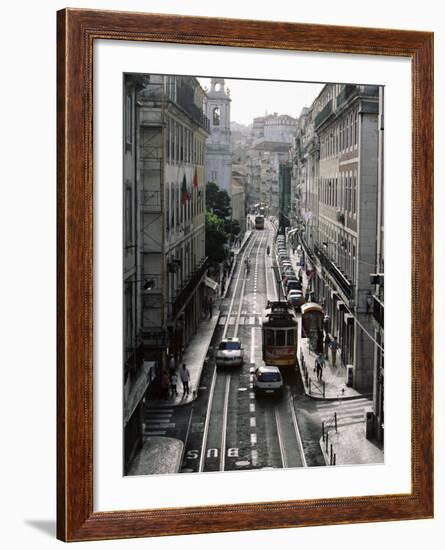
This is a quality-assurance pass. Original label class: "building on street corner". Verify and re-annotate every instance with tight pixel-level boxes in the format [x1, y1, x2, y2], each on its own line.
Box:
[123, 74, 210, 469]
[293, 83, 383, 402]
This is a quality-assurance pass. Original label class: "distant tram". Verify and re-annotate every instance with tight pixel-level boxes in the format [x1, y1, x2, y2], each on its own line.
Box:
[262, 301, 298, 368]
[301, 302, 324, 353]
[255, 215, 265, 230]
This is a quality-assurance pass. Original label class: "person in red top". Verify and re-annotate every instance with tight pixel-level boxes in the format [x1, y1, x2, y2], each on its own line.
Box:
[160, 371, 170, 400]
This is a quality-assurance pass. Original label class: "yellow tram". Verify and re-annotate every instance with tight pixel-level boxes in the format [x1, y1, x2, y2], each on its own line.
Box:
[262, 301, 298, 368]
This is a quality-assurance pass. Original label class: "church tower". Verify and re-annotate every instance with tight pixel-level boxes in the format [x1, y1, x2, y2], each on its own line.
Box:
[205, 78, 232, 192]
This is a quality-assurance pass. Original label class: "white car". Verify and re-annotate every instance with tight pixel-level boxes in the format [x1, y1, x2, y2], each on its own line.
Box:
[287, 289, 305, 310]
[253, 365, 283, 396]
[216, 337, 244, 367]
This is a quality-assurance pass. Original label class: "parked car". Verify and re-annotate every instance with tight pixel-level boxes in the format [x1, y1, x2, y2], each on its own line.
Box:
[253, 365, 284, 396]
[282, 266, 294, 274]
[216, 337, 244, 367]
[288, 289, 306, 310]
[286, 278, 302, 294]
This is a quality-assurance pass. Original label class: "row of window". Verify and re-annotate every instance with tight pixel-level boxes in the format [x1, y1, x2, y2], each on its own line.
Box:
[319, 219, 357, 282]
[320, 109, 359, 159]
[319, 170, 358, 215]
[165, 180, 205, 231]
[314, 85, 335, 113]
[166, 116, 205, 166]
[263, 328, 297, 347]
[167, 230, 206, 302]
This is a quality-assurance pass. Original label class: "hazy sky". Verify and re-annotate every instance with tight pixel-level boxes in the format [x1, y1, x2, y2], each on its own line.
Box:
[198, 77, 324, 126]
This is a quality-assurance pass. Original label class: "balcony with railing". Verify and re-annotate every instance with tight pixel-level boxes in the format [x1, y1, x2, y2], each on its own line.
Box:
[314, 243, 352, 299]
[299, 232, 317, 265]
[171, 256, 209, 319]
[336, 85, 358, 109]
[314, 99, 333, 129]
[175, 82, 210, 132]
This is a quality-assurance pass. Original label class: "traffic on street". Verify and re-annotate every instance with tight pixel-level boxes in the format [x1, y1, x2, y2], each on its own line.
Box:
[139, 219, 373, 475]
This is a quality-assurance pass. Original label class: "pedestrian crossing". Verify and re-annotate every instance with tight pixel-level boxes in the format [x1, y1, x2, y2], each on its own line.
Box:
[144, 407, 175, 436]
[218, 315, 262, 326]
[315, 397, 373, 429]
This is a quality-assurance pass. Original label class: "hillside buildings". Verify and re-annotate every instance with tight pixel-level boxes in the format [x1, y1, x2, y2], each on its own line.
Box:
[244, 113, 297, 214]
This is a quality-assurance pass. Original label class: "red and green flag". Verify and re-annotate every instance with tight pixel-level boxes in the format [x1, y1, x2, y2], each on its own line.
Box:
[181, 174, 189, 204]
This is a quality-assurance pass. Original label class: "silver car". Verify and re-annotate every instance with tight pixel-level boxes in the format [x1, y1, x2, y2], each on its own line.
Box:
[253, 365, 283, 396]
[216, 338, 244, 367]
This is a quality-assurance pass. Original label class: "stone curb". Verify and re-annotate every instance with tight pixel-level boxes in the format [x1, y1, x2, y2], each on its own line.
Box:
[221, 231, 254, 300]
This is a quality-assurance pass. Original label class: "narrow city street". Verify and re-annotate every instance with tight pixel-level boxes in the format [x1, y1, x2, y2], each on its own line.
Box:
[124, 76, 384, 476]
[136, 218, 381, 476]
[142, 223, 354, 474]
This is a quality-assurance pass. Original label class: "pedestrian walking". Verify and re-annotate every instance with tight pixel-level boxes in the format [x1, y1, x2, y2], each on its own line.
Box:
[208, 296, 213, 319]
[330, 336, 339, 367]
[168, 353, 176, 375]
[323, 314, 330, 335]
[180, 363, 191, 396]
[315, 353, 324, 381]
[324, 333, 331, 359]
[160, 370, 170, 400]
[170, 371, 178, 397]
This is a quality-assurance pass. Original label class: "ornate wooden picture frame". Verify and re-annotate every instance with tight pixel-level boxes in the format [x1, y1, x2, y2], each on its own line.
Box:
[57, 8, 433, 542]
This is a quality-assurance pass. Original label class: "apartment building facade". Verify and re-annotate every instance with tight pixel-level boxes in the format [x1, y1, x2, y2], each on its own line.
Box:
[123, 74, 210, 468]
[294, 83, 382, 394]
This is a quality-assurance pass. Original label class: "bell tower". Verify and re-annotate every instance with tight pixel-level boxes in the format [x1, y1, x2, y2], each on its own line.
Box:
[205, 78, 232, 192]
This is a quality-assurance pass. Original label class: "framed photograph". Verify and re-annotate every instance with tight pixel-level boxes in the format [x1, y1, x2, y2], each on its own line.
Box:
[57, 8, 433, 542]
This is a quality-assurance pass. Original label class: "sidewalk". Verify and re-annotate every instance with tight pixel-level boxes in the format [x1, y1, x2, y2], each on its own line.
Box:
[150, 230, 253, 408]
[149, 310, 221, 408]
[291, 246, 361, 401]
[320, 423, 384, 466]
[221, 230, 253, 300]
[127, 437, 183, 476]
[298, 335, 362, 400]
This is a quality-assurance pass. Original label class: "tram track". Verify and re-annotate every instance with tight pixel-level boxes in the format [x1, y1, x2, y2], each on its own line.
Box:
[196, 226, 307, 474]
[199, 234, 258, 472]
[261, 218, 307, 469]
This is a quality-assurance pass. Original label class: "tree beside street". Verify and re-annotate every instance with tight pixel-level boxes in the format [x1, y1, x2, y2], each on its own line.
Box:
[205, 212, 229, 263]
[206, 181, 231, 219]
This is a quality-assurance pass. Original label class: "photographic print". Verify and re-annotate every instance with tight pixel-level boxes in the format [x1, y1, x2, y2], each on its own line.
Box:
[123, 74, 385, 476]
[57, 9, 433, 540]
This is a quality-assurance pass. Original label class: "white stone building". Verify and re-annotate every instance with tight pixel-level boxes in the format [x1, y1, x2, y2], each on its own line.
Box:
[204, 78, 232, 192]
[294, 83, 382, 394]
[123, 74, 210, 470]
